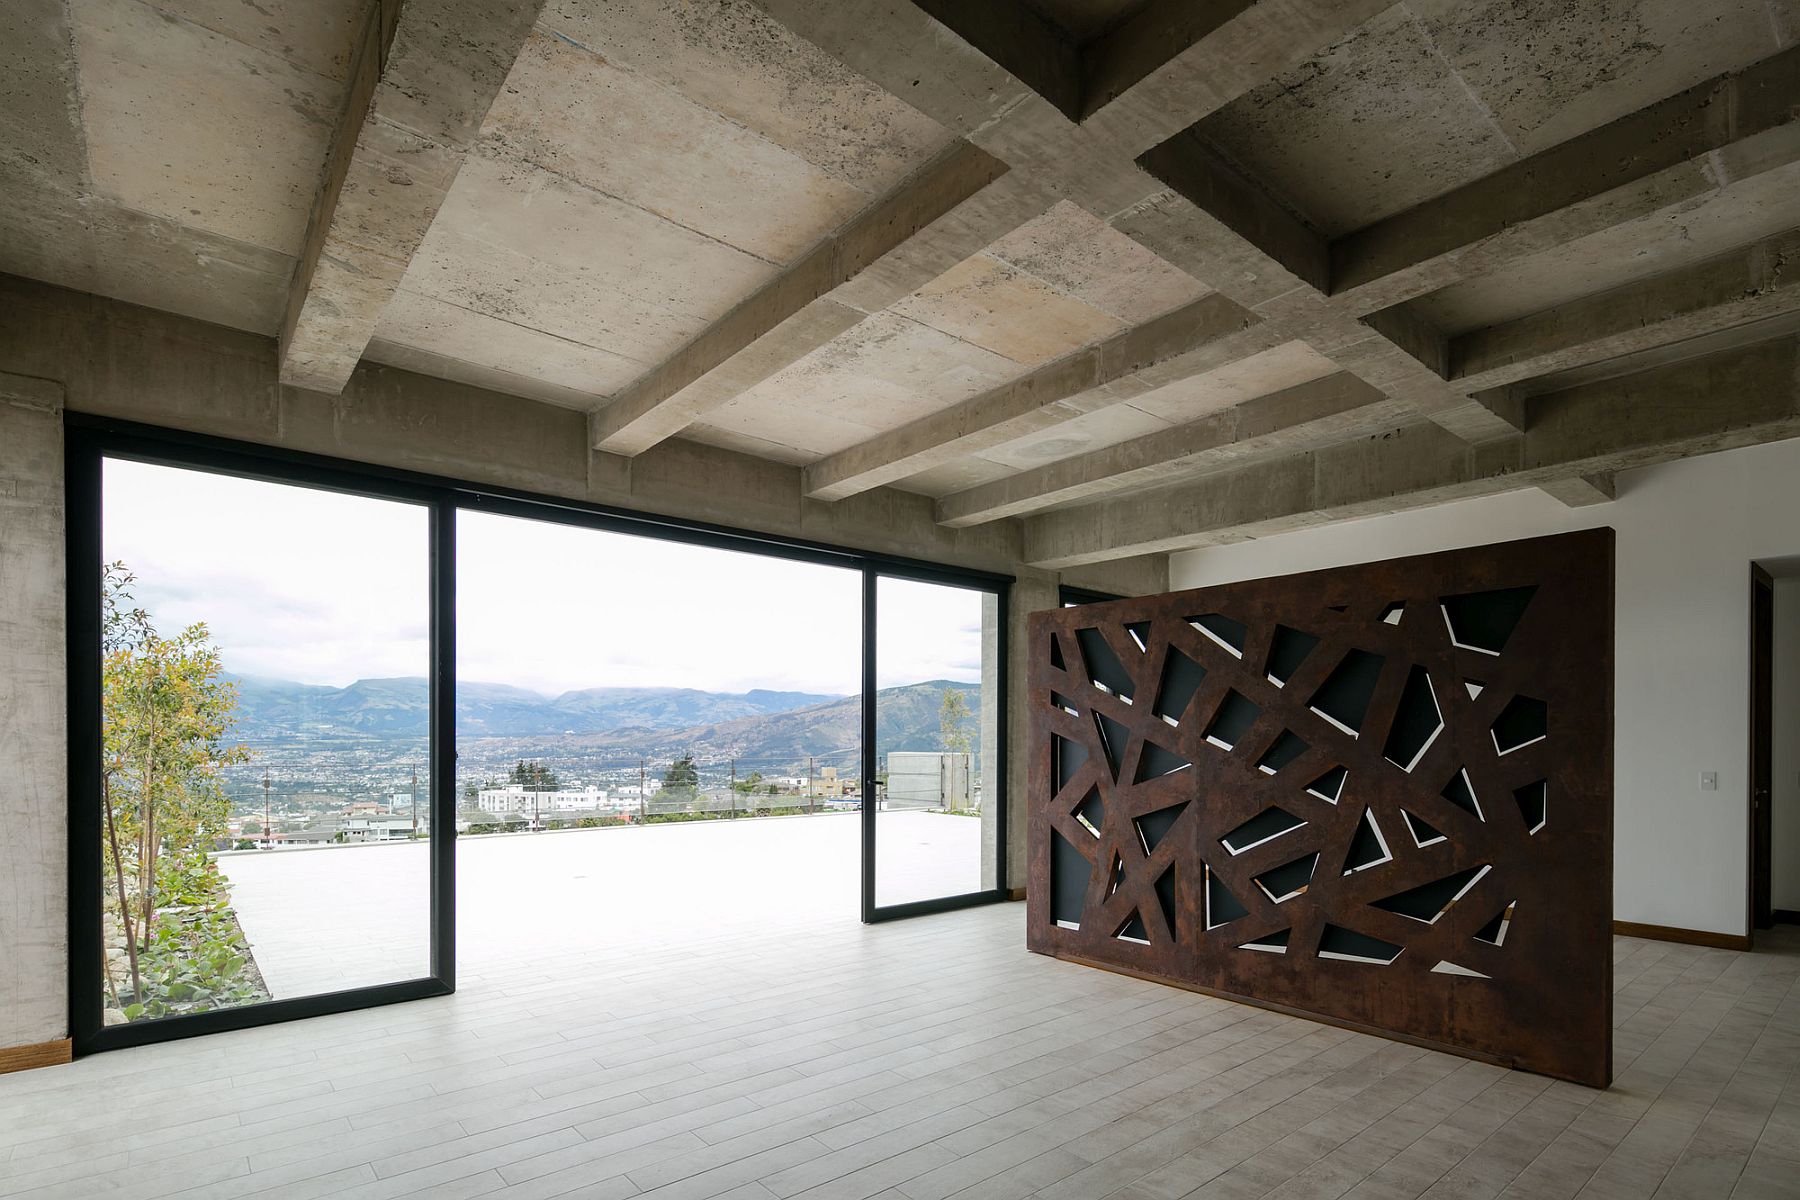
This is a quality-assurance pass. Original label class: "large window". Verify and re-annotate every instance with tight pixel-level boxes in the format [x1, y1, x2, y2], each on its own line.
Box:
[69, 422, 1008, 1052]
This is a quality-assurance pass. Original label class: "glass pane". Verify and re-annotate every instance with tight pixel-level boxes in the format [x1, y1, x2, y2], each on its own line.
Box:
[99, 459, 432, 1025]
[455, 510, 862, 965]
[874, 576, 998, 907]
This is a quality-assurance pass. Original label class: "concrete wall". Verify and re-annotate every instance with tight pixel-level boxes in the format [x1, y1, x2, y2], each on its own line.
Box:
[0, 273, 1165, 1050]
[0, 378, 68, 1049]
[1772, 580, 1800, 915]
[1170, 436, 1800, 939]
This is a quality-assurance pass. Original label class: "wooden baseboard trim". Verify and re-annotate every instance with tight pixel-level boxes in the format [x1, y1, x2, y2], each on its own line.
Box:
[1006, 887, 1027, 902]
[1774, 909, 1800, 926]
[0, 1037, 72, 1075]
[1614, 920, 1752, 951]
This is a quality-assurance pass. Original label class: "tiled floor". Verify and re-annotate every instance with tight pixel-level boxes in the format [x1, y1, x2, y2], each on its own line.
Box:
[4, 904, 1796, 1199]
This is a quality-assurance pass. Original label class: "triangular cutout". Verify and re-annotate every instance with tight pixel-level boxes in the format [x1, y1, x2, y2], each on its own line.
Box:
[1308, 649, 1385, 737]
[1266, 626, 1320, 687]
[1441, 767, 1483, 820]
[1401, 808, 1446, 848]
[1134, 801, 1188, 855]
[1318, 924, 1402, 964]
[1189, 612, 1246, 658]
[1152, 647, 1206, 725]
[1379, 601, 1405, 626]
[1492, 694, 1547, 755]
[1094, 711, 1130, 779]
[1153, 866, 1178, 937]
[1241, 928, 1290, 954]
[1205, 866, 1249, 929]
[1049, 631, 1065, 671]
[1204, 689, 1261, 751]
[1463, 679, 1485, 700]
[1115, 909, 1149, 945]
[1473, 900, 1515, 947]
[1077, 627, 1135, 701]
[1441, 585, 1537, 656]
[1431, 960, 1490, 979]
[1382, 666, 1444, 773]
[1257, 729, 1309, 775]
[1342, 809, 1391, 875]
[1072, 787, 1104, 838]
[1255, 852, 1319, 903]
[1514, 780, 1547, 834]
[1221, 806, 1306, 855]
[1135, 739, 1192, 783]
[1306, 765, 1348, 804]
[1124, 621, 1151, 653]
[1050, 830, 1090, 929]
[1053, 734, 1088, 791]
[1372, 864, 1491, 924]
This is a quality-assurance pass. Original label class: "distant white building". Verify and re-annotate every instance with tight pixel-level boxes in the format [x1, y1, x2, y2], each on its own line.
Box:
[341, 813, 422, 842]
[475, 784, 619, 816]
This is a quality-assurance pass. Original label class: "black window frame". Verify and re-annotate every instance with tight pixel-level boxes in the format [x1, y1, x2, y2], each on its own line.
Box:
[66, 415, 1011, 1053]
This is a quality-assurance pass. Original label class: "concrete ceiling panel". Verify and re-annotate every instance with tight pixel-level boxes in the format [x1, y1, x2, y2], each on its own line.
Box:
[975, 402, 1174, 471]
[1407, 0, 1795, 155]
[397, 153, 778, 371]
[71, 0, 351, 257]
[720, 310, 1026, 438]
[888, 456, 1018, 499]
[1128, 341, 1340, 425]
[1197, 5, 1519, 235]
[482, 31, 875, 265]
[146, 0, 369, 81]
[373, 289, 648, 403]
[984, 200, 1210, 324]
[1414, 166, 1800, 334]
[891, 253, 1126, 366]
[538, 0, 950, 195]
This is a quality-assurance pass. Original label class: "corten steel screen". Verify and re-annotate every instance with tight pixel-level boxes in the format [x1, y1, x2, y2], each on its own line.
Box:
[1027, 530, 1614, 1087]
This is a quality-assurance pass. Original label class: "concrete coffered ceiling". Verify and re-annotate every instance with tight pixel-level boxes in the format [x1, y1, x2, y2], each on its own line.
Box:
[4, 0, 1800, 567]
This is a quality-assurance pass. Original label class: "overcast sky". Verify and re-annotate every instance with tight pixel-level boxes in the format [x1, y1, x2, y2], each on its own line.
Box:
[103, 460, 984, 696]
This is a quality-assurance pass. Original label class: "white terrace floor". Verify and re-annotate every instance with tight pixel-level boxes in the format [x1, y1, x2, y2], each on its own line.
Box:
[1, 832, 1796, 1199]
[218, 810, 984, 1000]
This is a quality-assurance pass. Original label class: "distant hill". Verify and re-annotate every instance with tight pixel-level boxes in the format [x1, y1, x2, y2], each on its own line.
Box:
[560, 680, 982, 767]
[221, 673, 980, 771]
[224, 674, 845, 742]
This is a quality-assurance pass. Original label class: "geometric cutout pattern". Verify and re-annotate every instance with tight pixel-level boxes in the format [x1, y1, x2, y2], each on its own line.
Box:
[1029, 529, 1615, 1086]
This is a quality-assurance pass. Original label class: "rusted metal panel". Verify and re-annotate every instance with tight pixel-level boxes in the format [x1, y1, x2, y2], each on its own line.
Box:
[1028, 529, 1614, 1087]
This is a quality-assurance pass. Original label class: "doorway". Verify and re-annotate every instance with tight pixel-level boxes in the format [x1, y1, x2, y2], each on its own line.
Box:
[1753, 565, 1773, 934]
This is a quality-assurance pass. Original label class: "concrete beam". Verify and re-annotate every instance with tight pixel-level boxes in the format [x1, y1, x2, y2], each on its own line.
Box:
[1023, 335, 1800, 566]
[1080, 0, 1401, 156]
[278, 0, 544, 394]
[1452, 226, 1800, 392]
[591, 140, 1033, 456]
[935, 372, 1403, 526]
[1330, 46, 1800, 315]
[1537, 474, 1617, 507]
[802, 293, 1267, 500]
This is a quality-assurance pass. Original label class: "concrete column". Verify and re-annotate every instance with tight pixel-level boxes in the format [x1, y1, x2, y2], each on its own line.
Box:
[0, 375, 68, 1050]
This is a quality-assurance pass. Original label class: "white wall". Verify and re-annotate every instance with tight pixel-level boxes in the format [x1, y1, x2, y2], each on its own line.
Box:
[1170, 436, 1800, 938]
[1772, 580, 1800, 915]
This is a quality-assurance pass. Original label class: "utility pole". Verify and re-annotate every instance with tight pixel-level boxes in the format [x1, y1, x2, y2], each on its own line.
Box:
[411, 766, 418, 839]
[730, 758, 736, 819]
[262, 767, 271, 850]
[639, 758, 647, 824]
[808, 756, 814, 816]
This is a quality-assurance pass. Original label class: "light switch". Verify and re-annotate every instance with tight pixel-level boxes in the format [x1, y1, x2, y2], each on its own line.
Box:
[1700, 771, 1718, 791]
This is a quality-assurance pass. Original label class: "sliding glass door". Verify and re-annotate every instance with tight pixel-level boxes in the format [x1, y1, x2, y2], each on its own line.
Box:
[69, 434, 451, 1052]
[865, 572, 1006, 918]
[69, 420, 1009, 1052]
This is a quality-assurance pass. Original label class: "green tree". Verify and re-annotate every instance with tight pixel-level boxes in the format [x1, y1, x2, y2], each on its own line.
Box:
[509, 760, 560, 791]
[939, 687, 973, 755]
[661, 753, 701, 809]
[732, 770, 764, 794]
[101, 562, 250, 1009]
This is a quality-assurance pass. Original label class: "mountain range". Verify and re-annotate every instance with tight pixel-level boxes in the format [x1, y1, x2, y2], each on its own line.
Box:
[222, 674, 981, 769]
